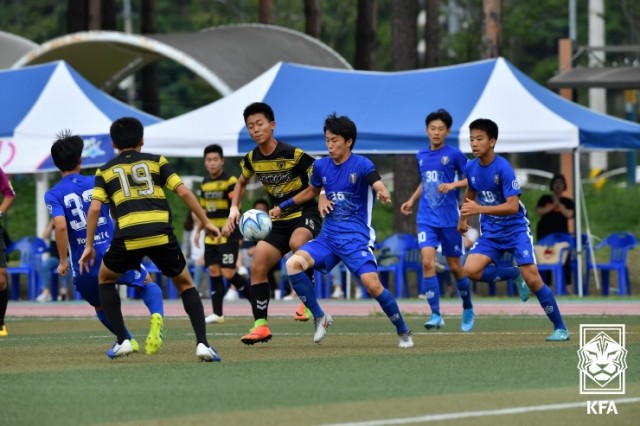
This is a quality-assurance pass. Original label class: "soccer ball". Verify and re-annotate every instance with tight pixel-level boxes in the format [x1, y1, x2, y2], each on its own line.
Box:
[239, 209, 272, 241]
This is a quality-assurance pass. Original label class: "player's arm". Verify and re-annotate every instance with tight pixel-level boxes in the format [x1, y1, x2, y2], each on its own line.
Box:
[176, 183, 220, 241]
[372, 180, 391, 204]
[52, 216, 70, 276]
[79, 199, 103, 273]
[226, 174, 248, 231]
[269, 185, 320, 219]
[439, 178, 468, 193]
[400, 184, 422, 215]
[461, 193, 520, 217]
[457, 188, 476, 234]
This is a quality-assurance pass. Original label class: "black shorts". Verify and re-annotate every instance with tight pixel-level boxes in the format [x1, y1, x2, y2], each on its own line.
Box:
[204, 240, 240, 269]
[264, 209, 322, 256]
[103, 234, 186, 278]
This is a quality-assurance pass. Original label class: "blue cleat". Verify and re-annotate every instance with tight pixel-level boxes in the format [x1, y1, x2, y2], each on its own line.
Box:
[424, 313, 444, 330]
[546, 329, 571, 342]
[196, 343, 222, 362]
[461, 309, 475, 332]
[515, 272, 530, 302]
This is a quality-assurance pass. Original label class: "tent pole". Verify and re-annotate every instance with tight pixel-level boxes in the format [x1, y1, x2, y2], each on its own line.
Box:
[574, 148, 583, 297]
[36, 173, 50, 237]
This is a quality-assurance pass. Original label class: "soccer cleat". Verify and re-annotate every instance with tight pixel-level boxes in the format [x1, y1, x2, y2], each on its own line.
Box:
[0, 325, 7, 337]
[145, 313, 165, 355]
[546, 328, 571, 342]
[515, 272, 530, 302]
[196, 343, 222, 362]
[313, 314, 333, 343]
[205, 313, 225, 324]
[107, 339, 133, 359]
[130, 338, 139, 353]
[294, 303, 312, 321]
[240, 325, 272, 345]
[424, 313, 445, 330]
[461, 309, 475, 332]
[35, 292, 52, 303]
[398, 330, 414, 349]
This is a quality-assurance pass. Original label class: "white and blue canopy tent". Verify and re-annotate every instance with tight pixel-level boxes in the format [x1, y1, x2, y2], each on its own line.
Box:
[0, 61, 161, 231]
[144, 57, 640, 295]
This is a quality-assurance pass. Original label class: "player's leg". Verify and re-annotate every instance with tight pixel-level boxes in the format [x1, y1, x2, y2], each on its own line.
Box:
[289, 213, 321, 321]
[152, 239, 220, 361]
[286, 247, 333, 343]
[204, 245, 225, 323]
[0, 266, 8, 337]
[442, 227, 474, 332]
[122, 267, 165, 354]
[512, 233, 569, 342]
[221, 240, 250, 302]
[417, 227, 444, 329]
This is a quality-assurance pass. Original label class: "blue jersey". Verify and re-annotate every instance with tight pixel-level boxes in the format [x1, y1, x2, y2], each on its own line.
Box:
[44, 173, 114, 277]
[416, 145, 468, 228]
[310, 154, 377, 247]
[465, 154, 530, 236]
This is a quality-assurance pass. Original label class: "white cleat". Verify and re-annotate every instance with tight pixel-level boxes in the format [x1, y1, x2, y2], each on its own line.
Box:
[398, 331, 414, 349]
[313, 314, 333, 343]
[196, 343, 222, 362]
[205, 314, 225, 324]
[107, 339, 133, 359]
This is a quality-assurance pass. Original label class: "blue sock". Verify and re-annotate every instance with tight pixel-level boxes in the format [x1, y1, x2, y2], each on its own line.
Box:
[375, 289, 409, 334]
[96, 310, 132, 340]
[422, 275, 440, 315]
[456, 276, 473, 310]
[480, 265, 520, 283]
[535, 285, 566, 330]
[141, 282, 164, 316]
[289, 272, 324, 319]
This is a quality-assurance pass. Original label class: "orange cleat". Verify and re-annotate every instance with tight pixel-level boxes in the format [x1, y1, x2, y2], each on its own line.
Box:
[293, 303, 312, 321]
[240, 325, 272, 345]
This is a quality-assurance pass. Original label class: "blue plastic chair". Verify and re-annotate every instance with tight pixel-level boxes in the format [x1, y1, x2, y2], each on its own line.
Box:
[585, 232, 638, 296]
[6, 237, 48, 300]
[376, 234, 419, 298]
[536, 232, 574, 295]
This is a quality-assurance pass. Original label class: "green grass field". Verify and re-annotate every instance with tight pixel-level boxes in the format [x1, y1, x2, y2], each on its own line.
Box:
[1, 314, 638, 425]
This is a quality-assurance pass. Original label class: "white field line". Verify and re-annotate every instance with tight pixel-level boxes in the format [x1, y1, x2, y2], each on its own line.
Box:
[319, 397, 640, 426]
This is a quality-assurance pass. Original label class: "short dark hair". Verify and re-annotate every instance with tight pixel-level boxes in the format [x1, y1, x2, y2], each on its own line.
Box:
[550, 174, 567, 191]
[51, 130, 84, 172]
[425, 108, 453, 129]
[204, 144, 223, 158]
[469, 118, 499, 141]
[243, 102, 275, 123]
[253, 198, 270, 211]
[110, 117, 143, 150]
[323, 113, 357, 150]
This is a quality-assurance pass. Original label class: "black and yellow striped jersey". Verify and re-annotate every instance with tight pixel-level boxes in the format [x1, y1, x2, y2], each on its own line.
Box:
[240, 140, 316, 221]
[92, 150, 181, 250]
[199, 171, 239, 244]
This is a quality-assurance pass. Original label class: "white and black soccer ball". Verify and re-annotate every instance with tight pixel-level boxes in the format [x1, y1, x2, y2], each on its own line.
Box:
[239, 209, 272, 241]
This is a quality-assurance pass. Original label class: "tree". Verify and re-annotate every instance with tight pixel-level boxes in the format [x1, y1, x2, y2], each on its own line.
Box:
[259, 0, 273, 24]
[141, 0, 159, 116]
[354, 0, 377, 70]
[424, 0, 440, 68]
[304, 0, 321, 38]
[390, 0, 420, 234]
[482, 0, 501, 58]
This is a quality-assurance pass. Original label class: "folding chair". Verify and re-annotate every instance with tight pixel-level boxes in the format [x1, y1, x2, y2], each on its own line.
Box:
[535, 232, 574, 295]
[585, 232, 638, 296]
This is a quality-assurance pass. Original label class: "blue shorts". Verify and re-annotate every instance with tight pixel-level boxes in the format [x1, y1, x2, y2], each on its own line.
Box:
[468, 230, 536, 266]
[74, 265, 148, 307]
[417, 224, 464, 257]
[300, 237, 377, 278]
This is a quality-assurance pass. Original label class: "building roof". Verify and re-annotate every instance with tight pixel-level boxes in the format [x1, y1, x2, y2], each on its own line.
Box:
[12, 24, 352, 95]
[548, 66, 640, 89]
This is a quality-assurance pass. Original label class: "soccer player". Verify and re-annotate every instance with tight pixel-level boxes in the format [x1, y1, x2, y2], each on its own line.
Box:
[400, 109, 474, 332]
[225, 102, 321, 345]
[78, 117, 223, 361]
[46, 131, 165, 355]
[271, 113, 414, 348]
[196, 144, 250, 324]
[459, 118, 570, 342]
[0, 167, 16, 337]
